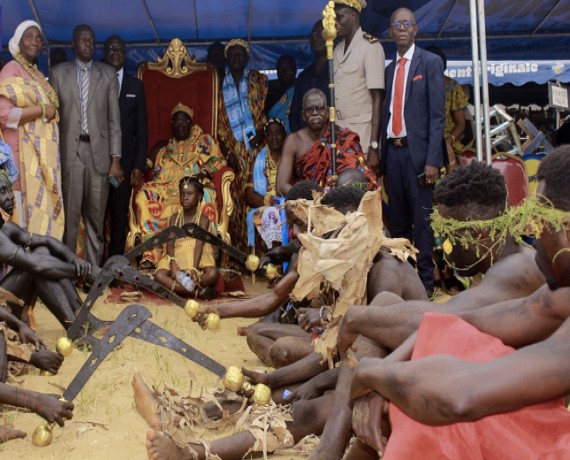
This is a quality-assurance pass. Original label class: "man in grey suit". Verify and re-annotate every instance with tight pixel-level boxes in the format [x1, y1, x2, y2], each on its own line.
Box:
[50, 24, 123, 266]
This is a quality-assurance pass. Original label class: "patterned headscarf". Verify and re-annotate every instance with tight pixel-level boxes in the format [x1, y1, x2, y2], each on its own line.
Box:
[9, 20, 41, 57]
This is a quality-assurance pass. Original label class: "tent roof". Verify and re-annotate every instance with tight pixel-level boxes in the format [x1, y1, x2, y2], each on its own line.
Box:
[1, 0, 569, 86]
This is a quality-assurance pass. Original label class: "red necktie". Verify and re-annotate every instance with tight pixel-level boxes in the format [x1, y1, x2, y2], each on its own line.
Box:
[392, 57, 406, 137]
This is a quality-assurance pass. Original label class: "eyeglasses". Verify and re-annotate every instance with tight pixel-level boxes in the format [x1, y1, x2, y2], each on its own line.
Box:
[303, 105, 327, 115]
[106, 45, 125, 54]
[390, 21, 416, 30]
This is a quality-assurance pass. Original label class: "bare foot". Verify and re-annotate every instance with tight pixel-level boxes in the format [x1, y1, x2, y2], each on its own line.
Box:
[146, 429, 193, 460]
[0, 425, 26, 443]
[30, 349, 64, 374]
[241, 367, 269, 386]
[133, 373, 162, 430]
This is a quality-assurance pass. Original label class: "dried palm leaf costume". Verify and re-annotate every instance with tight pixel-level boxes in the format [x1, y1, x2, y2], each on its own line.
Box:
[290, 189, 416, 366]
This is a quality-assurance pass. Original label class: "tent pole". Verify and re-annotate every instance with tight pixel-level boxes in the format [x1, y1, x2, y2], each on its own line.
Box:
[469, 0, 483, 162]
[140, 0, 161, 45]
[477, 0, 492, 165]
[248, 0, 253, 45]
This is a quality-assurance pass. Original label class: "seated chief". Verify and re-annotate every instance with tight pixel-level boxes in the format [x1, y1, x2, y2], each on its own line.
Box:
[130, 102, 225, 268]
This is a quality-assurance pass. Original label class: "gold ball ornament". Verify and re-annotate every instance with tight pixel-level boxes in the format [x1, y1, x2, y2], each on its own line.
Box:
[32, 423, 53, 447]
[442, 239, 453, 255]
[184, 299, 200, 319]
[55, 337, 73, 357]
[39, 370, 54, 376]
[245, 254, 260, 272]
[206, 313, 221, 331]
[264, 264, 278, 280]
[252, 383, 272, 406]
[223, 366, 245, 392]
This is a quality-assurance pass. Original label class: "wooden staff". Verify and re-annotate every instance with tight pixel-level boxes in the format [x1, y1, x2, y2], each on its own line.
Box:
[322, 1, 338, 175]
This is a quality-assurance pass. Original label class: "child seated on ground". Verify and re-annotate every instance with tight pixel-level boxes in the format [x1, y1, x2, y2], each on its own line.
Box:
[154, 177, 218, 299]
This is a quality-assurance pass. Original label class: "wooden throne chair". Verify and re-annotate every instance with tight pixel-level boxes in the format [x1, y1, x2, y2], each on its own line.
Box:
[126, 38, 234, 265]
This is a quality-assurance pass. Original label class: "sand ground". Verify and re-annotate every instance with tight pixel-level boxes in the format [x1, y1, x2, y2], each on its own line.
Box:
[1, 276, 306, 459]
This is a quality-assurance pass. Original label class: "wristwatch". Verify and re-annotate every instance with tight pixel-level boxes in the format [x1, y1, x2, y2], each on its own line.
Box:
[370, 141, 379, 149]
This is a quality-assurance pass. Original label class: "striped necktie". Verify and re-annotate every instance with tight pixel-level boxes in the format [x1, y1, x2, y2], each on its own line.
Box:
[77, 60, 92, 135]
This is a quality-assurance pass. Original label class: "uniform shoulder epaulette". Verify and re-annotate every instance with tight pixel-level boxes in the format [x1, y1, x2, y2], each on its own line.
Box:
[363, 33, 378, 43]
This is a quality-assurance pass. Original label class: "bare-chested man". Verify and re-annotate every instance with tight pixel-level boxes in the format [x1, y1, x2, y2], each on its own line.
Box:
[348, 145, 570, 459]
[276, 88, 376, 194]
[310, 159, 546, 459]
[0, 171, 80, 441]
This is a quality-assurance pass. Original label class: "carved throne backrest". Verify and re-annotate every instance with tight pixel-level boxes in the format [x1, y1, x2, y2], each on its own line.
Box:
[137, 38, 219, 153]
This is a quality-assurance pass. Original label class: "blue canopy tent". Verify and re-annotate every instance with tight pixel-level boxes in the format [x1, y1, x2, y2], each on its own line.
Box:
[1, 0, 569, 83]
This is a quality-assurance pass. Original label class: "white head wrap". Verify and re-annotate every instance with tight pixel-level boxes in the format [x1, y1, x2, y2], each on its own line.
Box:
[9, 20, 41, 57]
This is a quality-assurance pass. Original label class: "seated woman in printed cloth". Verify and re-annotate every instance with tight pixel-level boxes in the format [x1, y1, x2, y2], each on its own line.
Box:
[154, 177, 218, 299]
[131, 102, 224, 268]
[245, 118, 288, 252]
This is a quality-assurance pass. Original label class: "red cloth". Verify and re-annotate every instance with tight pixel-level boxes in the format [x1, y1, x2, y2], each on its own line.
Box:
[392, 58, 406, 137]
[293, 126, 378, 190]
[385, 313, 570, 460]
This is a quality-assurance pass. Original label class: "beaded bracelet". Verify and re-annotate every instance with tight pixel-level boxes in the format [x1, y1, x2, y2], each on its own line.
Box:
[319, 305, 333, 324]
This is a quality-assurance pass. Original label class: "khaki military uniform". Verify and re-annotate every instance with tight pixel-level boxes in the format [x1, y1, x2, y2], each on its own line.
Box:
[334, 27, 385, 153]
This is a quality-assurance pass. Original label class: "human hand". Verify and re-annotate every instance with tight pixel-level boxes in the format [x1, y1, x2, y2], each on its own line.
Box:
[352, 392, 390, 457]
[18, 323, 45, 350]
[169, 261, 181, 280]
[242, 367, 269, 386]
[45, 105, 57, 122]
[37, 395, 74, 427]
[195, 304, 220, 329]
[249, 130, 264, 149]
[30, 349, 63, 374]
[296, 307, 322, 331]
[367, 147, 381, 173]
[108, 158, 124, 184]
[338, 307, 360, 364]
[73, 257, 92, 278]
[131, 169, 143, 187]
[424, 164, 439, 185]
[259, 246, 286, 267]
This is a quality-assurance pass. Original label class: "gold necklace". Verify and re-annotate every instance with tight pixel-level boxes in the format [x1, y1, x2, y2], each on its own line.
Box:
[266, 150, 279, 171]
[13, 53, 59, 109]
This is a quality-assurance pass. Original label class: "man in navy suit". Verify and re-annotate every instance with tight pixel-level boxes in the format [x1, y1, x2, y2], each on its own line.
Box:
[379, 8, 445, 294]
[103, 35, 148, 258]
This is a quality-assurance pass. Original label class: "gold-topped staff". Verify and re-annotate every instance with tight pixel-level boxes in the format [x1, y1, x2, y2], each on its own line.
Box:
[322, 1, 338, 176]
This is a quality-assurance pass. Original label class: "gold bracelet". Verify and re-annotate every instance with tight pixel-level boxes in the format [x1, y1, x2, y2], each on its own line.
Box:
[171, 280, 178, 291]
[39, 103, 48, 123]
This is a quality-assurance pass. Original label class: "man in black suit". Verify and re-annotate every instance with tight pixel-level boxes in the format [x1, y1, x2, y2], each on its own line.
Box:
[103, 34, 148, 258]
[381, 8, 445, 295]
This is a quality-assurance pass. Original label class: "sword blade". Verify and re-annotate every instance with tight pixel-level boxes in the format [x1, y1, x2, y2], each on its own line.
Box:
[182, 223, 247, 263]
[132, 320, 226, 377]
[63, 305, 152, 401]
[107, 258, 186, 308]
[124, 226, 187, 260]
[68, 258, 117, 340]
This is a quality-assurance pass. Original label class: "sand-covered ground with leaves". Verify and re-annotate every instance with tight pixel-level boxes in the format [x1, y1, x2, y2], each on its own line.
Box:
[1, 278, 311, 459]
